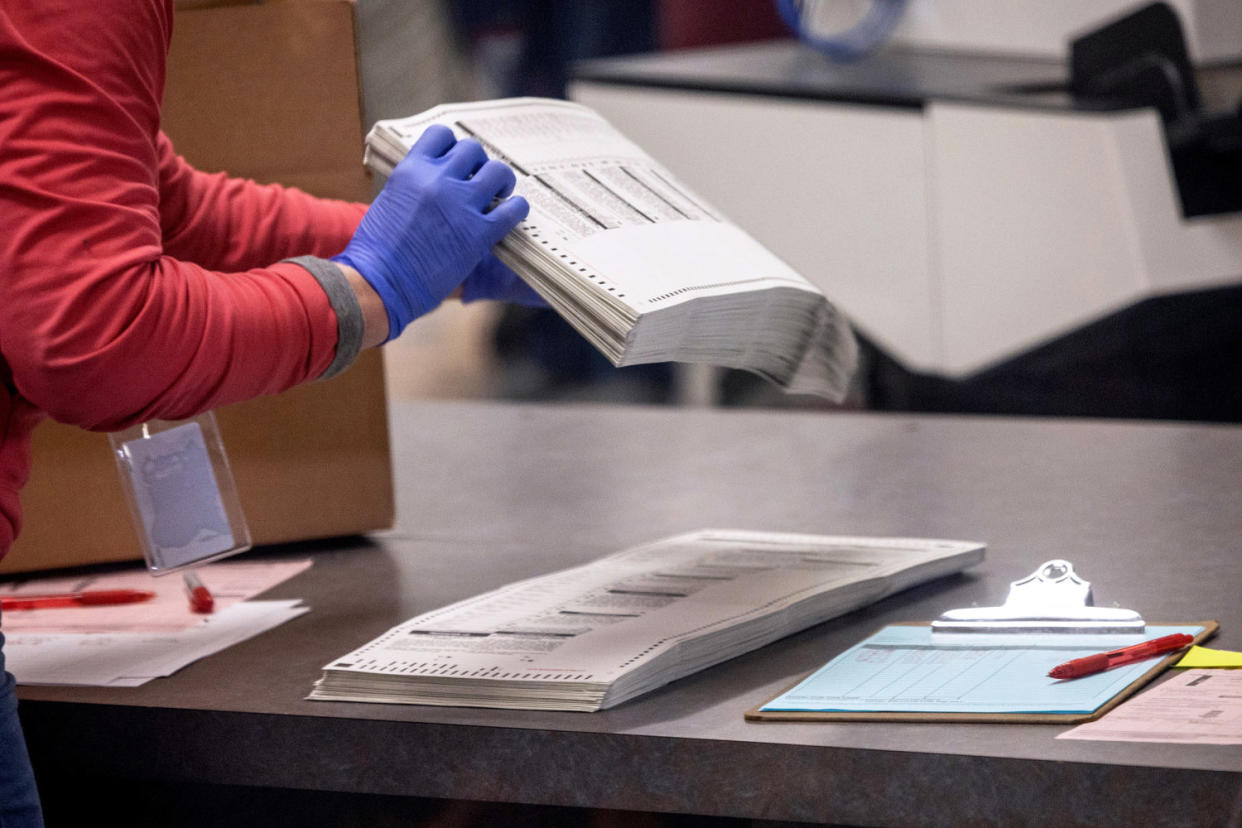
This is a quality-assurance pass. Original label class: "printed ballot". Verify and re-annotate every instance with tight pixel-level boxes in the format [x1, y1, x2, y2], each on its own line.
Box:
[310, 530, 984, 712]
[364, 98, 858, 400]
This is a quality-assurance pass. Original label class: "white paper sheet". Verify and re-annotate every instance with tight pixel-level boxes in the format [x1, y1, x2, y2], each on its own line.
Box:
[4, 600, 308, 687]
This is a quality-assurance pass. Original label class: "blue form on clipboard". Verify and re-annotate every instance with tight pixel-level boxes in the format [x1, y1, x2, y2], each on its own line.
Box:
[760, 624, 1207, 715]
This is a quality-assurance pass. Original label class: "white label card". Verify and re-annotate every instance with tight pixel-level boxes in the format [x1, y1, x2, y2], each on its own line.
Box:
[120, 422, 235, 570]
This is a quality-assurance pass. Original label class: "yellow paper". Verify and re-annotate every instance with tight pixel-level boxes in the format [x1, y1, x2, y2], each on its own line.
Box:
[1173, 646, 1242, 668]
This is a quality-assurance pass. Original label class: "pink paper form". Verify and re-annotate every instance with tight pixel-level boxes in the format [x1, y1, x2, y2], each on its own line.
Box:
[0, 558, 313, 634]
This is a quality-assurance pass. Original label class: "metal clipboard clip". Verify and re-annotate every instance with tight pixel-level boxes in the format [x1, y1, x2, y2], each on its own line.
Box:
[931, 559, 1145, 634]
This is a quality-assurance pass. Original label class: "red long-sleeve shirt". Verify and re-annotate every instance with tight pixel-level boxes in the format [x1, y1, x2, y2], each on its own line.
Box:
[0, 1, 369, 560]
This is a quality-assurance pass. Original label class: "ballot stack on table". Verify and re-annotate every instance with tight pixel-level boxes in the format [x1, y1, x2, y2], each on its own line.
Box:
[310, 530, 985, 712]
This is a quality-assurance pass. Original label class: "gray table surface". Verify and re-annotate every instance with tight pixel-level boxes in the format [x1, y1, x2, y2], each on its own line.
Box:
[16, 401, 1242, 826]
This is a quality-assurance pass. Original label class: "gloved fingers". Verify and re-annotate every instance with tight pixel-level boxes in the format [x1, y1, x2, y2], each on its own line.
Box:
[409, 124, 456, 160]
[466, 160, 518, 209]
[441, 138, 489, 179]
[460, 254, 547, 308]
[460, 253, 509, 300]
[502, 278, 550, 309]
[483, 195, 530, 240]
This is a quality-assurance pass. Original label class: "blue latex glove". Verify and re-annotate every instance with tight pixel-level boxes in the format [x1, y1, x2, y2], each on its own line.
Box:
[333, 124, 530, 341]
[461, 254, 548, 308]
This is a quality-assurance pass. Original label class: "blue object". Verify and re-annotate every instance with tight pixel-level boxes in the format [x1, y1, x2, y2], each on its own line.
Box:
[0, 621, 43, 827]
[334, 124, 531, 341]
[775, 0, 908, 63]
[761, 623, 1206, 714]
[461, 253, 548, 309]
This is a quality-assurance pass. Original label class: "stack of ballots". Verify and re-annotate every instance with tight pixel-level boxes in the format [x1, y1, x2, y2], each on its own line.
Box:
[363, 98, 858, 401]
[309, 530, 985, 712]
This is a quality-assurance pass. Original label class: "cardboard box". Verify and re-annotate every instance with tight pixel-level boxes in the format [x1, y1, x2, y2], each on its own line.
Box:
[2, 1, 393, 574]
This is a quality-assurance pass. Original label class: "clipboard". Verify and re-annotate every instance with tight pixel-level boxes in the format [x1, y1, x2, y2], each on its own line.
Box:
[746, 620, 1217, 724]
[749, 560, 1216, 724]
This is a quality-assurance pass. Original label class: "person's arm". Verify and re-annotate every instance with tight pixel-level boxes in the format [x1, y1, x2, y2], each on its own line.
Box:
[0, 1, 349, 430]
[154, 131, 544, 330]
[1, 1, 531, 434]
[153, 136, 391, 346]
[337, 264, 389, 349]
[156, 133, 368, 271]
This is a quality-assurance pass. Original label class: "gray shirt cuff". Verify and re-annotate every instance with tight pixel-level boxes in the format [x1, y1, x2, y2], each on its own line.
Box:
[286, 255, 364, 381]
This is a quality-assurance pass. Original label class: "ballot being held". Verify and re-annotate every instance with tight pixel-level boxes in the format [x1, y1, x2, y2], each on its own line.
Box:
[363, 98, 858, 401]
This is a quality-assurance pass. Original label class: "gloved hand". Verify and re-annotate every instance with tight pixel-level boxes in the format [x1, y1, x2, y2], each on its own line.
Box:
[333, 124, 530, 341]
[461, 254, 548, 308]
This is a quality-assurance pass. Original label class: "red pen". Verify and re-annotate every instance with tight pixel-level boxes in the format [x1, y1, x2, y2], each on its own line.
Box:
[0, 589, 156, 611]
[1048, 633, 1195, 679]
[183, 570, 214, 614]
